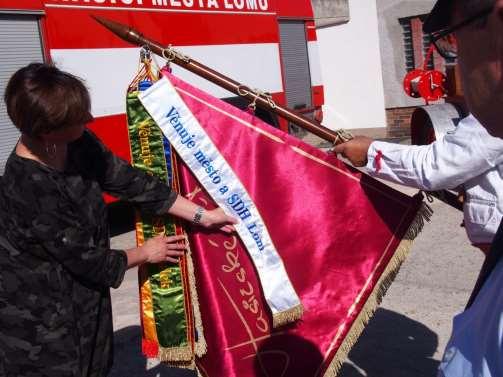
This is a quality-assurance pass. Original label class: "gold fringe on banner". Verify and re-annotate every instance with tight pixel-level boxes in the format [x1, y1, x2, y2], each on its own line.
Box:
[323, 200, 432, 377]
[158, 345, 193, 363]
[185, 245, 207, 357]
[272, 304, 304, 328]
[161, 359, 197, 370]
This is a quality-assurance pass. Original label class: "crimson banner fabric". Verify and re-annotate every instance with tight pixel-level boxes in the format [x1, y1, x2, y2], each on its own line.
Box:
[148, 73, 425, 376]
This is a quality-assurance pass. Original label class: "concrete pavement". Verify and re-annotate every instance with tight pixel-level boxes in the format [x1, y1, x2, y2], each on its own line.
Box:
[339, 188, 483, 377]
[109, 185, 484, 377]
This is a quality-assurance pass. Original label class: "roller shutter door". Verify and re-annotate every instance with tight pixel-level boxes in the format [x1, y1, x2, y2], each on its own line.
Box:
[0, 14, 44, 174]
[279, 20, 312, 111]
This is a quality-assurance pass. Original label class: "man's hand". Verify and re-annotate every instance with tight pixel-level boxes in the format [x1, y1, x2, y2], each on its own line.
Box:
[333, 136, 374, 167]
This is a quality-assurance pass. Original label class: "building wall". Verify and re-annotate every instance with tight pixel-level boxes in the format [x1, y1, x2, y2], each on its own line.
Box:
[317, 1, 386, 131]
[378, 0, 435, 108]
[311, 0, 349, 27]
[378, 0, 437, 137]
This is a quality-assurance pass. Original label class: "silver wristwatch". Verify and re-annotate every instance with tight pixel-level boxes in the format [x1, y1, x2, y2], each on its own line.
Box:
[193, 206, 204, 225]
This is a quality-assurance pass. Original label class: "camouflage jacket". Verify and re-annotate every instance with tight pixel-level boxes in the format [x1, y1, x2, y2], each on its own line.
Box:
[0, 131, 177, 377]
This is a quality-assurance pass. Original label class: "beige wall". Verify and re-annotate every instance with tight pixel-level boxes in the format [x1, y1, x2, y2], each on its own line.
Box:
[317, 1, 386, 130]
[311, 0, 350, 27]
[377, 0, 436, 108]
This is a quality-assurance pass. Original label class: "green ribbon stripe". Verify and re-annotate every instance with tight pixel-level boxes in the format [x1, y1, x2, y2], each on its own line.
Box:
[126, 91, 189, 348]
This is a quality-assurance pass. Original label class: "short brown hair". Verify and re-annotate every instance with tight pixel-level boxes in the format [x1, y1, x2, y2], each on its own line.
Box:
[4, 63, 93, 138]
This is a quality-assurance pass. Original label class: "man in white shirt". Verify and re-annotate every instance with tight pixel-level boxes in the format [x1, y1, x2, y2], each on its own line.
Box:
[335, 1, 503, 376]
[364, 114, 502, 248]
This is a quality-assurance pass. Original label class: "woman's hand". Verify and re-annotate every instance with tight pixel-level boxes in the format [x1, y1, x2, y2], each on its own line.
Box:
[141, 234, 186, 264]
[166, 195, 237, 233]
[199, 207, 238, 233]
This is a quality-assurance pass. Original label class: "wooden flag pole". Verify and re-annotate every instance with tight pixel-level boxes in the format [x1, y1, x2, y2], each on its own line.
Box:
[93, 15, 352, 145]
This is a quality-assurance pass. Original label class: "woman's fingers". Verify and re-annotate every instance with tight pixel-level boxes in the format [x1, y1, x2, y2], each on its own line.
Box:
[165, 241, 187, 250]
[168, 254, 184, 261]
[220, 224, 235, 233]
[165, 256, 180, 263]
[225, 214, 239, 225]
[166, 249, 185, 256]
[162, 234, 187, 251]
[216, 208, 238, 225]
[164, 234, 186, 243]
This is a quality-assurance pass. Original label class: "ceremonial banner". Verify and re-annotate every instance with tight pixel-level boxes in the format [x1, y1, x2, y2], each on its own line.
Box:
[140, 78, 302, 328]
[126, 70, 205, 367]
[137, 72, 428, 376]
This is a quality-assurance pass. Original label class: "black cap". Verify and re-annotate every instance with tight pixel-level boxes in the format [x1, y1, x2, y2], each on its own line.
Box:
[423, 0, 453, 33]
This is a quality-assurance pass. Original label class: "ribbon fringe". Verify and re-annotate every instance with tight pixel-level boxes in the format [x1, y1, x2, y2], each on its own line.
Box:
[185, 247, 207, 357]
[322, 200, 431, 377]
[158, 345, 194, 363]
[272, 304, 304, 328]
[161, 359, 197, 370]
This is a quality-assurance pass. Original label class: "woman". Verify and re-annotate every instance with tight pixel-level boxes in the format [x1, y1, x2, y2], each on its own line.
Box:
[0, 63, 236, 377]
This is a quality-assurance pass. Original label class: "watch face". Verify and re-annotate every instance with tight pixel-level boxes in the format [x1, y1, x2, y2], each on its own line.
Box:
[193, 206, 204, 224]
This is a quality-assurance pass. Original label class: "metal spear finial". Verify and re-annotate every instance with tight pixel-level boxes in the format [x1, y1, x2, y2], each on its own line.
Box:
[92, 15, 348, 145]
[92, 15, 145, 47]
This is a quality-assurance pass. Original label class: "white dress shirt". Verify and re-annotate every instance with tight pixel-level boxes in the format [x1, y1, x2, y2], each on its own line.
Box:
[365, 114, 503, 244]
[437, 255, 503, 377]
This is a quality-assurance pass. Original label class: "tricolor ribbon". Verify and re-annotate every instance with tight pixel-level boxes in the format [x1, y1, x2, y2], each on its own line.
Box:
[126, 85, 205, 366]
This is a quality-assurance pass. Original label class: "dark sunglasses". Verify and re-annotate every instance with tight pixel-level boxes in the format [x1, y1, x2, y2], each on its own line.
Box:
[430, 7, 493, 59]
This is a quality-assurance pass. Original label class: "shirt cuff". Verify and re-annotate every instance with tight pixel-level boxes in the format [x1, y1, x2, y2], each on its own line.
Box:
[366, 141, 390, 174]
[366, 141, 381, 172]
[110, 249, 128, 289]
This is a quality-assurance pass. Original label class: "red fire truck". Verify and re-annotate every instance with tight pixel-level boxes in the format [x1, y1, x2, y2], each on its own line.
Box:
[0, 0, 324, 177]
